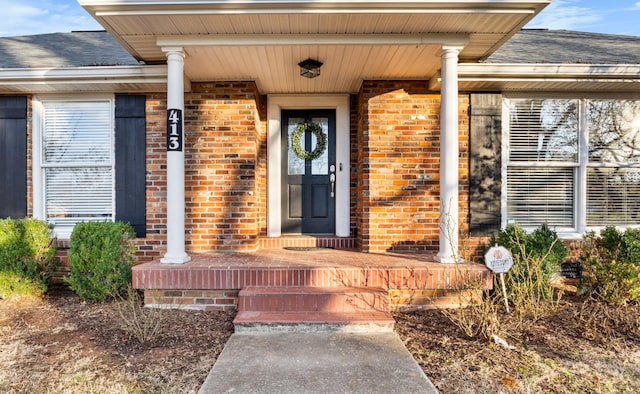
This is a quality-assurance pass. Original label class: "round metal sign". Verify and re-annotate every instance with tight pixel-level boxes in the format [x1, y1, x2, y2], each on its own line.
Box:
[484, 246, 514, 274]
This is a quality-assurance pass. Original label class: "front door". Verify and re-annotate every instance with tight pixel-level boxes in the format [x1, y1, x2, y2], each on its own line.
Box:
[281, 110, 336, 234]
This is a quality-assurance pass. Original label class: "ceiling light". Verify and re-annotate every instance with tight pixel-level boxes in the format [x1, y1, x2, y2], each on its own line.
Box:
[298, 58, 323, 79]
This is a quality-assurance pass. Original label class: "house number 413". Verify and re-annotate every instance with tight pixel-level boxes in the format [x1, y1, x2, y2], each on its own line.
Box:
[166, 109, 183, 152]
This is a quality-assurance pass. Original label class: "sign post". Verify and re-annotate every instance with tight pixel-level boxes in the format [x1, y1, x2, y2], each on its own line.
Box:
[484, 245, 514, 313]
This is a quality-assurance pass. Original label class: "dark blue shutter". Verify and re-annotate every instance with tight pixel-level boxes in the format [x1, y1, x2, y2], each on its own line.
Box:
[0, 96, 27, 219]
[469, 94, 502, 236]
[115, 95, 146, 237]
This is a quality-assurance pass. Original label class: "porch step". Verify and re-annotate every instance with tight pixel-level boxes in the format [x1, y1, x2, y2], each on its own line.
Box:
[234, 286, 395, 333]
[238, 286, 389, 313]
[257, 236, 357, 250]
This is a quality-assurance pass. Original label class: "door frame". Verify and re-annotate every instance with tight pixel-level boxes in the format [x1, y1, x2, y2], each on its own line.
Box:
[267, 94, 350, 237]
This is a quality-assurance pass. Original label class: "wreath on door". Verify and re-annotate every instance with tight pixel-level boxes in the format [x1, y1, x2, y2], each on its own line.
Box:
[291, 121, 327, 161]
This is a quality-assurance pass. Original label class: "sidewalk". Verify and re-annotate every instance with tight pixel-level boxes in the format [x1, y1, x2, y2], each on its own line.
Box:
[198, 332, 438, 393]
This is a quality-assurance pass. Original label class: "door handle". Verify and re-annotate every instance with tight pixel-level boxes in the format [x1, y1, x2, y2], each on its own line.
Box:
[330, 164, 336, 198]
[330, 173, 336, 198]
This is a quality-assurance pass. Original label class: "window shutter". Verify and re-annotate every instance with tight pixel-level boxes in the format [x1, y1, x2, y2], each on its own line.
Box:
[115, 95, 146, 237]
[469, 93, 502, 236]
[0, 96, 27, 218]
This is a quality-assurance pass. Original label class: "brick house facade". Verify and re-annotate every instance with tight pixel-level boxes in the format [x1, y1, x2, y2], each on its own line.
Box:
[2, 1, 640, 310]
[73, 81, 470, 263]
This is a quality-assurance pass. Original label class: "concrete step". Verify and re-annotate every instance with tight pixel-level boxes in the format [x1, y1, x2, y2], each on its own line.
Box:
[234, 286, 394, 333]
[238, 286, 389, 314]
[233, 311, 395, 333]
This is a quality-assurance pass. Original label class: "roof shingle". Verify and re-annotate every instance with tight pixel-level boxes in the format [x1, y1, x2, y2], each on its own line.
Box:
[0, 31, 139, 68]
[486, 29, 640, 64]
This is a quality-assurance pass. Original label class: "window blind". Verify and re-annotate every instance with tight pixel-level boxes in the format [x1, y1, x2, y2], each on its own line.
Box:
[587, 167, 640, 226]
[507, 99, 578, 229]
[509, 99, 578, 163]
[42, 100, 113, 226]
[507, 167, 574, 228]
[587, 100, 640, 226]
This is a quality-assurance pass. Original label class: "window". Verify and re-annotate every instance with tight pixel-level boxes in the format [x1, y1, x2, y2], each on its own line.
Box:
[34, 97, 114, 238]
[505, 98, 640, 233]
[587, 100, 640, 226]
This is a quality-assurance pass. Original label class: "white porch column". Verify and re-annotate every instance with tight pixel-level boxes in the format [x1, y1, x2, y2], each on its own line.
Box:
[437, 45, 463, 264]
[161, 47, 190, 264]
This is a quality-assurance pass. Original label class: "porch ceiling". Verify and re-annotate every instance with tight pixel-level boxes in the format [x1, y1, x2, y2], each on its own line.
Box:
[79, 0, 549, 94]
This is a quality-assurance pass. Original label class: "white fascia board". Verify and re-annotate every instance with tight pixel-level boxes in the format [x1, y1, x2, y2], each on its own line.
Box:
[0, 65, 167, 86]
[158, 33, 469, 47]
[429, 63, 640, 89]
[458, 63, 640, 78]
[81, 0, 549, 15]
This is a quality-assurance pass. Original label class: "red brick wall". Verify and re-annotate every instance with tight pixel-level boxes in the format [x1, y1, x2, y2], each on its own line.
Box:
[137, 93, 168, 262]
[133, 82, 268, 261]
[350, 94, 360, 239]
[183, 82, 266, 252]
[356, 81, 469, 253]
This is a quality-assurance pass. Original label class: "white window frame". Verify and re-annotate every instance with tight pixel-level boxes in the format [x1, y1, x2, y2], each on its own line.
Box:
[33, 95, 116, 239]
[502, 94, 640, 238]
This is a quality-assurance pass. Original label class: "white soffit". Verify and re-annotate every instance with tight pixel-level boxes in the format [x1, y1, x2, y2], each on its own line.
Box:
[79, 0, 550, 93]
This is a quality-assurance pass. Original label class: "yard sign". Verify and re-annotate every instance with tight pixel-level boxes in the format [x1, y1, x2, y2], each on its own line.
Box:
[485, 245, 514, 313]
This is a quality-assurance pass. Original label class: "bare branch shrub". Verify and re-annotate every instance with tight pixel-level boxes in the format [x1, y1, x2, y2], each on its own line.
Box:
[115, 286, 169, 343]
[437, 209, 503, 340]
[575, 296, 640, 349]
[491, 224, 566, 323]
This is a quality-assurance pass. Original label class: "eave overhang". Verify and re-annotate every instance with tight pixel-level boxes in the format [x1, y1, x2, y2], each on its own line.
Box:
[79, 0, 550, 94]
[430, 63, 640, 93]
[0, 65, 168, 94]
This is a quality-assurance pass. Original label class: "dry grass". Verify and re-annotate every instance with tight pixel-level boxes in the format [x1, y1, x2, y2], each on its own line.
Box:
[396, 295, 640, 393]
[0, 290, 234, 393]
[2, 288, 640, 393]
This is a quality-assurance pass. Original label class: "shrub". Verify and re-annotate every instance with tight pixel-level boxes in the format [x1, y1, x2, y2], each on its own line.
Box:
[488, 223, 568, 320]
[65, 221, 136, 301]
[439, 289, 503, 340]
[579, 227, 640, 305]
[0, 218, 57, 299]
[490, 224, 568, 288]
[116, 286, 169, 343]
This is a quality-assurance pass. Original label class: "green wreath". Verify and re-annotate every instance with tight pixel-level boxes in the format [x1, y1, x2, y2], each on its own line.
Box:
[291, 121, 327, 161]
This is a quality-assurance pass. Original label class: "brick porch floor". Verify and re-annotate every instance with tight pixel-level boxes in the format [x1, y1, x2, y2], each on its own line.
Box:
[132, 246, 492, 312]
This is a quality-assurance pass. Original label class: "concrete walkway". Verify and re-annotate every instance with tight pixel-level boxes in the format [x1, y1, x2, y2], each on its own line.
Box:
[198, 332, 438, 393]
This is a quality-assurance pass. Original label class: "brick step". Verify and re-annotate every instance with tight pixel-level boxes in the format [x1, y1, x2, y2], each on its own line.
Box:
[238, 286, 389, 314]
[233, 311, 395, 333]
[257, 236, 357, 250]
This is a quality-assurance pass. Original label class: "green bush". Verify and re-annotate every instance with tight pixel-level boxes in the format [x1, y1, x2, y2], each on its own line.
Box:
[487, 224, 568, 320]
[580, 227, 640, 305]
[65, 221, 137, 301]
[0, 217, 57, 299]
[489, 223, 568, 295]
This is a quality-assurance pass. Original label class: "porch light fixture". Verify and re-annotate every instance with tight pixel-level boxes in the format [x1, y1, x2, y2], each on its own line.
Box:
[298, 58, 323, 79]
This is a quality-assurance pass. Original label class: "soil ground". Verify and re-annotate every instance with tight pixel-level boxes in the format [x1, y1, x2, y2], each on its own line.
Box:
[1, 289, 639, 393]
